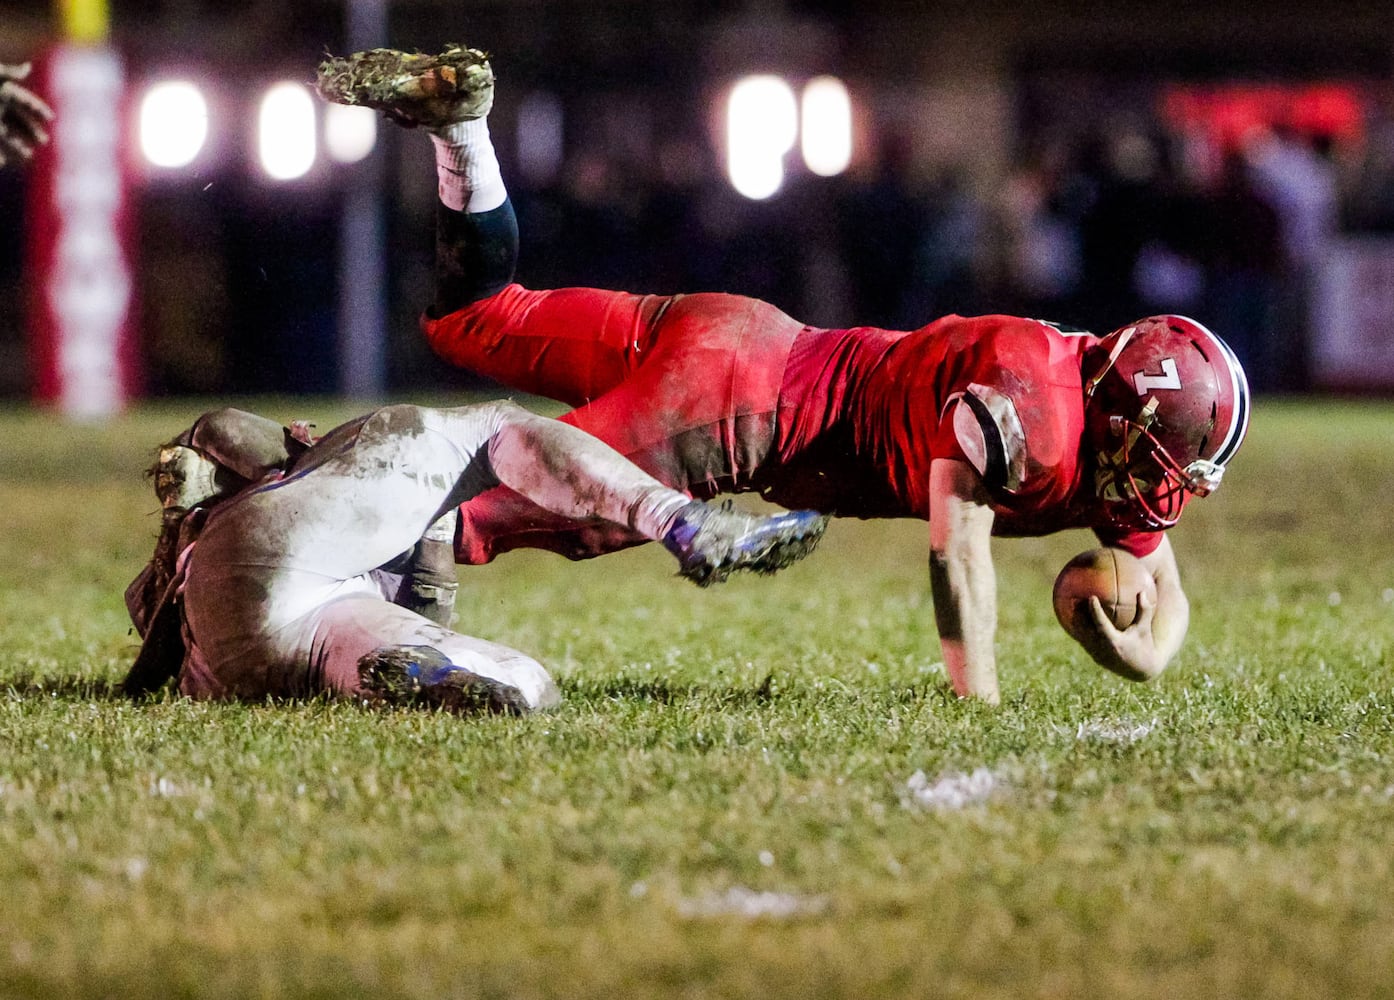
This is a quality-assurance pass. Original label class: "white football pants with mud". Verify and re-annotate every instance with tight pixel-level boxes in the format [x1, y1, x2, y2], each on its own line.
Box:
[177, 401, 690, 709]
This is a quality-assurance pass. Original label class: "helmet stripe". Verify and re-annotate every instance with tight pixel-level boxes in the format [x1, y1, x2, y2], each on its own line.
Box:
[1175, 315, 1249, 467]
[1209, 329, 1249, 466]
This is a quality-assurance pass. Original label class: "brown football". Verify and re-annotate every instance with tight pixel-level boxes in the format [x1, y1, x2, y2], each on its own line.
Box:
[1051, 547, 1157, 643]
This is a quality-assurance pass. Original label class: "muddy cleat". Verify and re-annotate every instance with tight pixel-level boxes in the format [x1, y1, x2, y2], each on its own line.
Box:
[662, 500, 829, 587]
[315, 45, 494, 129]
[357, 644, 534, 714]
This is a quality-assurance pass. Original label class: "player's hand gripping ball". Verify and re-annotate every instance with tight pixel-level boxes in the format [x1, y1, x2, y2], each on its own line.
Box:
[1052, 547, 1157, 644]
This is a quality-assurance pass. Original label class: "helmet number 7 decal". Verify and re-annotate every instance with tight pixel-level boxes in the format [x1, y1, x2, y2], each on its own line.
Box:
[1132, 357, 1182, 395]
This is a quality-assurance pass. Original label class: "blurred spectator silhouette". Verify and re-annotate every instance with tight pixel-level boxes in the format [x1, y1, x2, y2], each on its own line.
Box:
[1076, 130, 1169, 333]
[836, 131, 931, 329]
[1198, 149, 1284, 392]
[1245, 125, 1339, 391]
[995, 138, 1089, 320]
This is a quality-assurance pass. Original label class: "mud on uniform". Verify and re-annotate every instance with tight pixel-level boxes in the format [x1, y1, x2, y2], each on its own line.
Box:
[126, 402, 708, 708]
[423, 286, 1163, 564]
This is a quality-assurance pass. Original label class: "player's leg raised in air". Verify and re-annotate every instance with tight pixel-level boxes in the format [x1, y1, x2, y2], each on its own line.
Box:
[316, 46, 810, 565]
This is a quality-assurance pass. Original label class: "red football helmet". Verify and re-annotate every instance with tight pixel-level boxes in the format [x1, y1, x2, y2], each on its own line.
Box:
[1082, 315, 1250, 531]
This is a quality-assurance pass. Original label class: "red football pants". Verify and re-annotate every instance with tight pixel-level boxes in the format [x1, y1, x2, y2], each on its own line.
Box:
[422, 283, 807, 563]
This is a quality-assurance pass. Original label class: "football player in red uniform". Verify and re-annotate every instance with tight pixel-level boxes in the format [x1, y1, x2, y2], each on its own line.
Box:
[318, 46, 1250, 704]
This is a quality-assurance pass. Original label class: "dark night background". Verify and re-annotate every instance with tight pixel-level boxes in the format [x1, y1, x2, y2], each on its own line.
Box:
[4, 0, 1392, 401]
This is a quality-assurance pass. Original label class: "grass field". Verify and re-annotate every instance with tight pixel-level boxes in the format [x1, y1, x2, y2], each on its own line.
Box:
[0, 396, 1391, 999]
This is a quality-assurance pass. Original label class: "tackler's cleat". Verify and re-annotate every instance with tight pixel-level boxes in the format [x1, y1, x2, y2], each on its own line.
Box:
[662, 500, 829, 587]
[315, 45, 494, 129]
[357, 644, 533, 715]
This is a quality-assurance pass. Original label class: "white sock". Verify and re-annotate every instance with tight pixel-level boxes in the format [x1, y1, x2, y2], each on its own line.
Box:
[632, 490, 696, 541]
[429, 117, 507, 214]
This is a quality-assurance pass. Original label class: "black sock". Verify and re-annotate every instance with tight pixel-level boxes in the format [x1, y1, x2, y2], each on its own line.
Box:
[431, 198, 520, 317]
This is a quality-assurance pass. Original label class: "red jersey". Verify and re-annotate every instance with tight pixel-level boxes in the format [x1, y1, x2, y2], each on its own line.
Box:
[423, 287, 1163, 561]
[766, 314, 1158, 554]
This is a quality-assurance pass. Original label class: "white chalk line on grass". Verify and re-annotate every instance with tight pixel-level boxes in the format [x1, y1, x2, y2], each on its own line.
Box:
[1060, 717, 1161, 745]
[674, 885, 831, 920]
[900, 767, 1002, 811]
[678, 718, 1164, 916]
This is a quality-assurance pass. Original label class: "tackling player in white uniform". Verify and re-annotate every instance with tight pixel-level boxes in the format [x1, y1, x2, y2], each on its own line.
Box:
[124, 403, 827, 713]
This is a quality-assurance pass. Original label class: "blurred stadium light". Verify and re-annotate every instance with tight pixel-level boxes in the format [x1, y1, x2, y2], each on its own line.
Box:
[324, 103, 377, 164]
[257, 82, 316, 181]
[800, 76, 852, 177]
[726, 74, 798, 200]
[137, 81, 209, 169]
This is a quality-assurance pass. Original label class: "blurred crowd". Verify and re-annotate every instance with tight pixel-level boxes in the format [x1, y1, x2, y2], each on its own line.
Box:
[493, 98, 1394, 397]
[991, 122, 1336, 394]
[8, 67, 1394, 399]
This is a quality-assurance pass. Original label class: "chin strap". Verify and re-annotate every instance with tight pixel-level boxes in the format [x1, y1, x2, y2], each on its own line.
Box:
[1083, 325, 1138, 401]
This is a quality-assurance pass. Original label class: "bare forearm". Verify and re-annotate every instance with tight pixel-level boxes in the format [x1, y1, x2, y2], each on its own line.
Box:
[929, 548, 999, 703]
[927, 458, 1001, 704]
[1148, 570, 1189, 667]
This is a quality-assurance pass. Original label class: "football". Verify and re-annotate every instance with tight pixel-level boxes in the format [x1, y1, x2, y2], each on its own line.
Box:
[1051, 547, 1157, 643]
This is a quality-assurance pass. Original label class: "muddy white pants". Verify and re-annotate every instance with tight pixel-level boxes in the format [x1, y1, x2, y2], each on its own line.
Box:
[177, 402, 690, 708]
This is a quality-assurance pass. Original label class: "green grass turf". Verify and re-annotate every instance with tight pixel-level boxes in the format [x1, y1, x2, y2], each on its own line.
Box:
[0, 396, 1391, 999]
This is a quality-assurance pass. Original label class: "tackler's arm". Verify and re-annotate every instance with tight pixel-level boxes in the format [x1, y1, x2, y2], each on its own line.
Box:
[0, 62, 53, 167]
